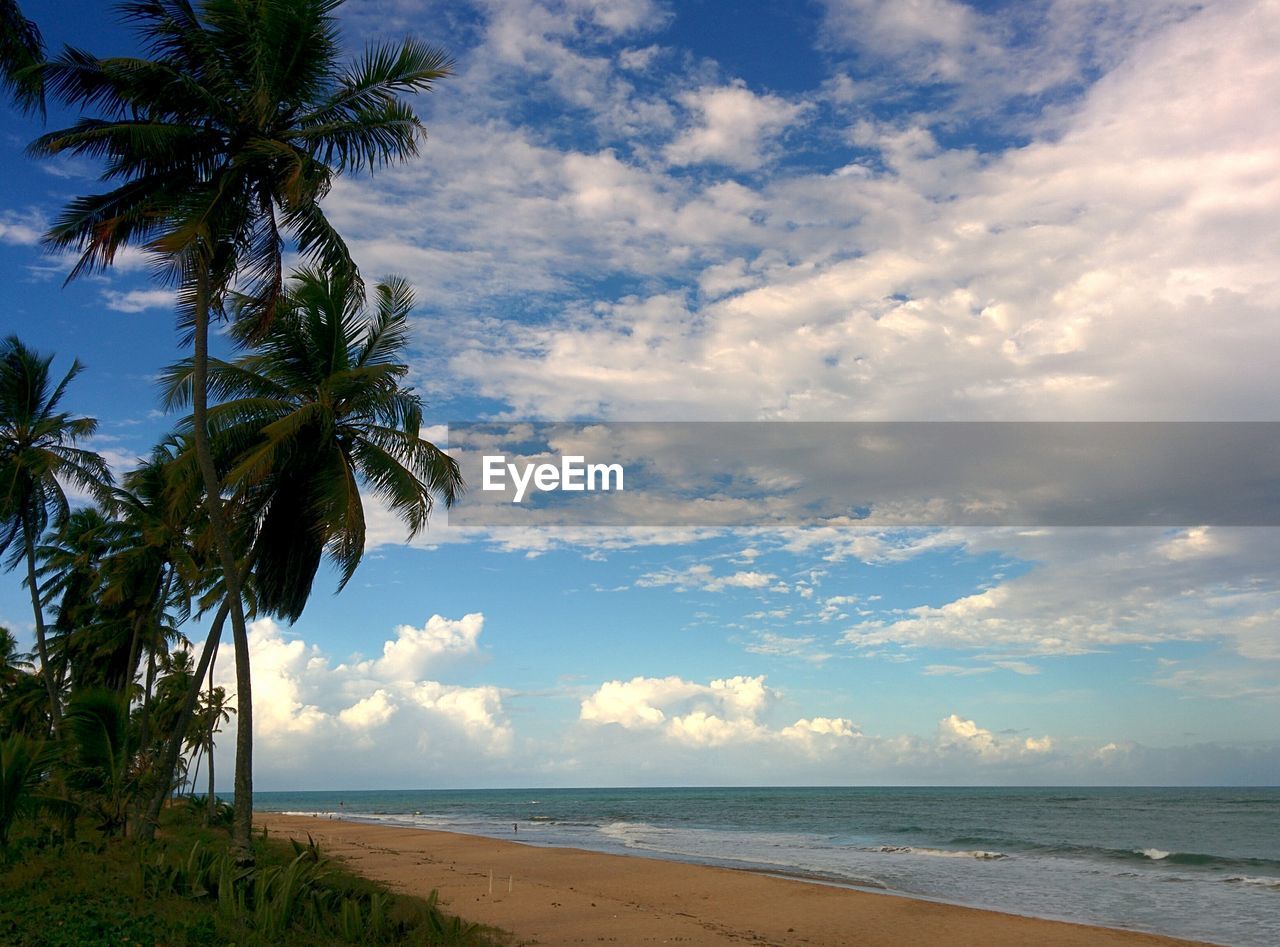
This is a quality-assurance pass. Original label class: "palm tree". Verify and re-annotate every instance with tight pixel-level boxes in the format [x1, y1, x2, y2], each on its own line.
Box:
[0, 667, 50, 738]
[62, 688, 134, 836]
[0, 627, 31, 691]
[32, 0, 451, 855]
[186, 678, 231, 826]
[0, 732, 54, 851]
[105, 445, 201, 715]
[37, 506, 127, 694]
[0, 0, 44, 114]
[0, 337, 113, 731]
[166, 267, 462, 622]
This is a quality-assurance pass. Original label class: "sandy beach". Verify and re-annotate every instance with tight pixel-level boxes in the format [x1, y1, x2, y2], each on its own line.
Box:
[259, 813, 1204, 946]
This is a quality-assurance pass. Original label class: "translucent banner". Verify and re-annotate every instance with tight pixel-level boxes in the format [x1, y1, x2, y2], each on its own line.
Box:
[444, 422, 1280, 527]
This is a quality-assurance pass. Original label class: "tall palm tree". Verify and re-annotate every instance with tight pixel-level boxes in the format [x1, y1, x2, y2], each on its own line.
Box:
[166, 268, 462, 622]
[32, 0, 451, 854]
[0, 0, 44, 114]
[0, 337, 113, 730]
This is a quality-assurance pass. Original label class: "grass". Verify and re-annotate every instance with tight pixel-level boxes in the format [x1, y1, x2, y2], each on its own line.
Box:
[0, 805, 507, 946]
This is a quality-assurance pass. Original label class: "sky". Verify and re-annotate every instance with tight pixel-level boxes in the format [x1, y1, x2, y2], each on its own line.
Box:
[1, 0, 1278, 789]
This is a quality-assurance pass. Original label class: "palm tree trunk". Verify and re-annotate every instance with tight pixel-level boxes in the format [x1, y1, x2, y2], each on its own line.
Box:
[205, 652, 217, 827]
[123, 613, 147, 701]
[22, 510, 60, 732]
[138, 651, 156, 753]
[136, 598, 228, 842]
[189, 744, 202, 798]
[124, 565, 169, 701]
[189, 262, 255, 860]
[206, 733, 216, 827]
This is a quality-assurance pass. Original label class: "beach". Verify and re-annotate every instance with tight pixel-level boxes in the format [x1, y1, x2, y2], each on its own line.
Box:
[259, 813, 1204, 946]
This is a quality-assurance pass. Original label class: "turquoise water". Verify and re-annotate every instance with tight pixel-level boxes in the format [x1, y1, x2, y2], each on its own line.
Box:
[256, 786, 1280, 945]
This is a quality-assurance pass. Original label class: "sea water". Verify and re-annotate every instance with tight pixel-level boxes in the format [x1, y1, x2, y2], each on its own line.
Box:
[255, 786, 1280, 945]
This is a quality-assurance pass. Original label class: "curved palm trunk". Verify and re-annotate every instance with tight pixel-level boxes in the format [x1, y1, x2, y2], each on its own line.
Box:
[137, 598, 228, 842]
[205, 651, 218, 827]
[137, 651, 156, 754]
[206, 733, 216, 827]
[190, 264, 256, 859]
[22, 511, 60, 732]
[124, 565, 170, 702]
[189, 744, 202, 797]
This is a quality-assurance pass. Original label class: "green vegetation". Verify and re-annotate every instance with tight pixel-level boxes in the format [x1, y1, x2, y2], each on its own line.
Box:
[0, 0, 472, 940]
[0, 806, 504, 946]
[0, 0, 44, 114]
[28, 0, 458, 856]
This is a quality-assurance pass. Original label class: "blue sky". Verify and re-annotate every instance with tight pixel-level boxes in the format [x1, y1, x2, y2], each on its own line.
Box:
[2, 0, 1278, 788]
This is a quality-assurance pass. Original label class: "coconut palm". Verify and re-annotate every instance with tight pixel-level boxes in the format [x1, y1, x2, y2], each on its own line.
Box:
[0, 732, 54, 851]
[0, 627, 31, 691]
[0, 337, 113, 730]
[186, 678, 231, 825]
[0, 667, 50, 738]
[105, 445, 203, 720]
[32, 0, 450, 854]
[0, 0, 44, 114]
[37, 506, 130, 695]
[164, 267, 462, 621]
[62, 687, 134, 836]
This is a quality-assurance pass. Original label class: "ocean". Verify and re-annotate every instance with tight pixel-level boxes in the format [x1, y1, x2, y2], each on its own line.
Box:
[255, 786, 1280, 945]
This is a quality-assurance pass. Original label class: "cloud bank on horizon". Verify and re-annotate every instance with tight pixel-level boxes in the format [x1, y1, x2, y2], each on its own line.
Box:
[2, 0, 1279, 787]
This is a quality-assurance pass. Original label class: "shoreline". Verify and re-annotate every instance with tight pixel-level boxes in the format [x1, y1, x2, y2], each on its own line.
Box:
[258, 813, 1208, 946]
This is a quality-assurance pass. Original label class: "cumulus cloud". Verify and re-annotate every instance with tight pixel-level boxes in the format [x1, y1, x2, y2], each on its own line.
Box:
[571, 672, 1195, 780]
[362, 613, 484, 680]
[664, 82, 807, 170]
[578, 672, 855, 751]
[210, 615, 512, 787]
[936, 714, 1053, 761]
[438, 0, 1280, 423]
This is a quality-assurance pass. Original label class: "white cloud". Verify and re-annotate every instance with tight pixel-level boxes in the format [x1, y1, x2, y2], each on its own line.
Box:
[0, 209, 44, 246]
[744, 631, 832, 664]
[102, 288, 175, 313]
[840, 527, 1280, 670]
[819, 0, 1202, 109]
[779, 716, 861, 754]
[579, 673, 777, 746]
[635, 563, 781, 592]
[576, 676, 1086, 775]
[364, 612, 484, 681]
[936, 714, 1051, 761]
[664, 82, 807, 170]
[338, 689, 396, 729]
[210, 615, 513, 786]
[667, 711, 763, 746]
[923, 664, 993, 677]
[438, 0, 1280, 423]
[821, 0, 994, 85]
[579, 675, 714, 728]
